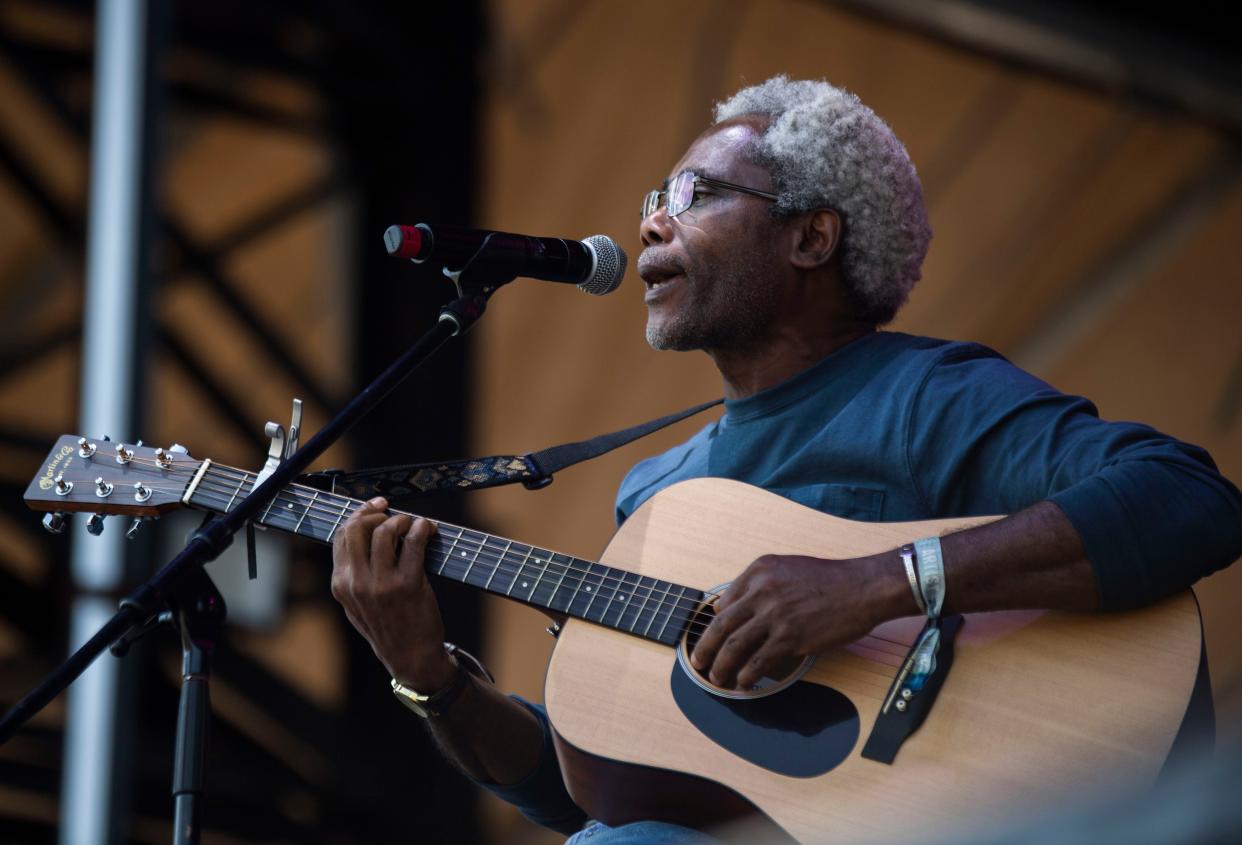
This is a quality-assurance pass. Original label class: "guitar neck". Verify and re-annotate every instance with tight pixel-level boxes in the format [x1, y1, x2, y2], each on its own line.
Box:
[183, 460, 699, 647]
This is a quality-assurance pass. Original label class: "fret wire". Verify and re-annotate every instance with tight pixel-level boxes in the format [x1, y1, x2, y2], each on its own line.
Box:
[438, 528, 464, 577]
[526, 548, 551, 603]
[461, 530, 485, 583]
[224, 471, 246, 512]
[562, 555, 588, 615]
[483, 538, 512, 591]
[506, 546, 535, 597]
[546, 553, 572, 611]
[656, 585, 687, 641]
[630, 575, 657, 634]
[598, 565, 622, 626]
[293, 490, 318, 535]
[581, 563, 605, 620]
[617, 571, 645, 631]
[643, 579, 677, 638]
[326, 500, 351, 542]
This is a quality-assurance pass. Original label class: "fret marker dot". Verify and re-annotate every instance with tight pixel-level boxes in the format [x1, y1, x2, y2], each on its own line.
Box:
[460, 552, 467, 557]
[620, 595, 627, 601]
[585, 587, 592, 592]
[521, 581, 528, 589]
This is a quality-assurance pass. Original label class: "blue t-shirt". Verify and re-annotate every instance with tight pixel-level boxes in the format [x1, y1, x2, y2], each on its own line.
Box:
[486, 331, 1242, 842]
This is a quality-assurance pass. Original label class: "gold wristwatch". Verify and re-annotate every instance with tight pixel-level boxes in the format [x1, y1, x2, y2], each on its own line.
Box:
[390, 643, 491, 719]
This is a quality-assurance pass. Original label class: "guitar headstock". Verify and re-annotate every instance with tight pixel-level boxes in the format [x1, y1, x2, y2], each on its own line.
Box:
[25, 435, 199, 519]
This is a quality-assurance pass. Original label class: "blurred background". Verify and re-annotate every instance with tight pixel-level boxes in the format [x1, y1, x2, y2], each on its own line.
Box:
[0, 0, 1239, 843]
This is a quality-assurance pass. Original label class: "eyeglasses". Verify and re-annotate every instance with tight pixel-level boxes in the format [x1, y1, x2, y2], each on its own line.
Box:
[641, 170, 778, 220]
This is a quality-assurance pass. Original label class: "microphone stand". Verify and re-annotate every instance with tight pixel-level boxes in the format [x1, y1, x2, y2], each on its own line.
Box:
[0, 242, 518, 843]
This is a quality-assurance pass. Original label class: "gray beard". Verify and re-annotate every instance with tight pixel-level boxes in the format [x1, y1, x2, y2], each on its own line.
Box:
[646, 253, 779, 352]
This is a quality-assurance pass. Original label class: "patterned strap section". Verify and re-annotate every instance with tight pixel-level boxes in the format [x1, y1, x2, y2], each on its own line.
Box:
[308, 454, 541, 504]
[301, 398, 723, 509]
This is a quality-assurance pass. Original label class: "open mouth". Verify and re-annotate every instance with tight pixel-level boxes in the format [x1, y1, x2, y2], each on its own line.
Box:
[644, 272, 684, 302]
[645, 272, 683, 291]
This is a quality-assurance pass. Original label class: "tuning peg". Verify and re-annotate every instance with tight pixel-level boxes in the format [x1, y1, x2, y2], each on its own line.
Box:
[42, 513, 68, 534]
[169, 443, 189, 455]
[86, 514, 107, 535]
[77, 437, 97, 459]
[126, 517, 146, 540]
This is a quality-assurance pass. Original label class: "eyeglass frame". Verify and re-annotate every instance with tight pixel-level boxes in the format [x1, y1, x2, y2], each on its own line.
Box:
[641, 170, 779, 220]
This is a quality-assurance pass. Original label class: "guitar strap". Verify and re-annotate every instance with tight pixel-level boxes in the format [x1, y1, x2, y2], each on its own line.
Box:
[301, 398, 723, 509]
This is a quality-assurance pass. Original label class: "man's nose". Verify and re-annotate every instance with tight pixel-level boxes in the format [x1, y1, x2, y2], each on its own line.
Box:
[640, 204, 673, 247]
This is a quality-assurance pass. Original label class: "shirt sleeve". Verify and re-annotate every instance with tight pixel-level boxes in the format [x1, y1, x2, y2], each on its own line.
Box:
[905, 346, 1242, 610]
[473, 696, 588, 836]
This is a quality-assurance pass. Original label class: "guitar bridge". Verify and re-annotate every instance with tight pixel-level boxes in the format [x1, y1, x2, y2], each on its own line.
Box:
[861, 613, 964, 764]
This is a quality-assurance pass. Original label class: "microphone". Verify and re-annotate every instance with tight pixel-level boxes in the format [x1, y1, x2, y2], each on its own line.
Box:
[383, 223, 626, 295]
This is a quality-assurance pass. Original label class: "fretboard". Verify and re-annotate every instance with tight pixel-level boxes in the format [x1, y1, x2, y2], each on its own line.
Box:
[182, 461, 702, 646]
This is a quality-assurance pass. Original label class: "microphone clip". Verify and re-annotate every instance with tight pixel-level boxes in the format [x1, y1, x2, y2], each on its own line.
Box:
[436, 232, 517, 334]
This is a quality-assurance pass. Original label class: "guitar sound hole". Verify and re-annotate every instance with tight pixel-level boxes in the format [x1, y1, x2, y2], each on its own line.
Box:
[676, 586, 815, 701]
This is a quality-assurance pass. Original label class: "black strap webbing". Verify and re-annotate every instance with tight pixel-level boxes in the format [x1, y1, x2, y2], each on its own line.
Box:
[302, 398, 723, 509]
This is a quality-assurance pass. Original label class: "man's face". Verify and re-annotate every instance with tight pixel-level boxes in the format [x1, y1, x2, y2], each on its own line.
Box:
[638, 118, 787, 353]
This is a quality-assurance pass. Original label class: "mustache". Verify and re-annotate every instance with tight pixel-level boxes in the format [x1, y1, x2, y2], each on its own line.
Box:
[637, 249, 685, 278]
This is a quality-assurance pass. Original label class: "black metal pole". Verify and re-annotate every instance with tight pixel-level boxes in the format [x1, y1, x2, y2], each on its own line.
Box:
[168, 567, 226, 845]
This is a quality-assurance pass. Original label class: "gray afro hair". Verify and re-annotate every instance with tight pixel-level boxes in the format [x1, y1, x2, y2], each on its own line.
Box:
[714, 76, 931, 324]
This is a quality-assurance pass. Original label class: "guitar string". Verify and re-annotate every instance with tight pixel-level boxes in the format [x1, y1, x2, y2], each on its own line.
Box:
[110, 470, 726, 638]
[102, 455, 728, 609]
[158, 462, 730, 619]
[69, 455, 919, 647]
[212, 486, 732, 637]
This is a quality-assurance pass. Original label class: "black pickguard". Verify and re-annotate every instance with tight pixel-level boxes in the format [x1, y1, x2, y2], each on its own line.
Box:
[670, 665, 859, 778]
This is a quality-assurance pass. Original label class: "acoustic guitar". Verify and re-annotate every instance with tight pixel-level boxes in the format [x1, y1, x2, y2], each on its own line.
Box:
[25, 435, 1203, 844]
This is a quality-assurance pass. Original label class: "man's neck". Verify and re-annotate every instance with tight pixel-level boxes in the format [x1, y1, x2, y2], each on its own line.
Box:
[710, 322, 876, 400]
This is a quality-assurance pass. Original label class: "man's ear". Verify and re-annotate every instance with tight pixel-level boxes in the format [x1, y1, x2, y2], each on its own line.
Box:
[789, 209, 841, 270]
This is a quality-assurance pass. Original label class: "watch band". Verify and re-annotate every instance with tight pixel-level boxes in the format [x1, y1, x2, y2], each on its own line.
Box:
[390, 642, 492, 719]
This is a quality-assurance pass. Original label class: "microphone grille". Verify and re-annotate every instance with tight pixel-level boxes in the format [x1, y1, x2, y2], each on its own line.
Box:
[579, 235, 627, 295]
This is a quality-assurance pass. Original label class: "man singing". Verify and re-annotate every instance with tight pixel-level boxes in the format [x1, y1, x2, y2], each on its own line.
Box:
[329, 76, 1242, 844]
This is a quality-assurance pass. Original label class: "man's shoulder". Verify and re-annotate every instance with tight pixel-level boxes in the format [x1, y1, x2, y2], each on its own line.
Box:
[880, 331, 1006, 366]
[861, 332, 1019, 396]
[614, 419, 718, 524]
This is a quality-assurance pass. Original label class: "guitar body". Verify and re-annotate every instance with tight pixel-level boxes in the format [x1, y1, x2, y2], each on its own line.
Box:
[545, 478, 1202, 843]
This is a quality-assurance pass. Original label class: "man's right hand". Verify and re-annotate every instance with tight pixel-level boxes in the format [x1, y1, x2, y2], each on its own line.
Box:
[330, 497, 457, 692]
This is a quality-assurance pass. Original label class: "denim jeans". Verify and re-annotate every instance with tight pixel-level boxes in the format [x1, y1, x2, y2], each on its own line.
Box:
[565, 821, 724, 845]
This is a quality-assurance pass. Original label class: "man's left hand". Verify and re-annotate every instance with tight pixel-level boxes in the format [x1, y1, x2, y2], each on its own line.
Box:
[689, 553, 906, 690]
